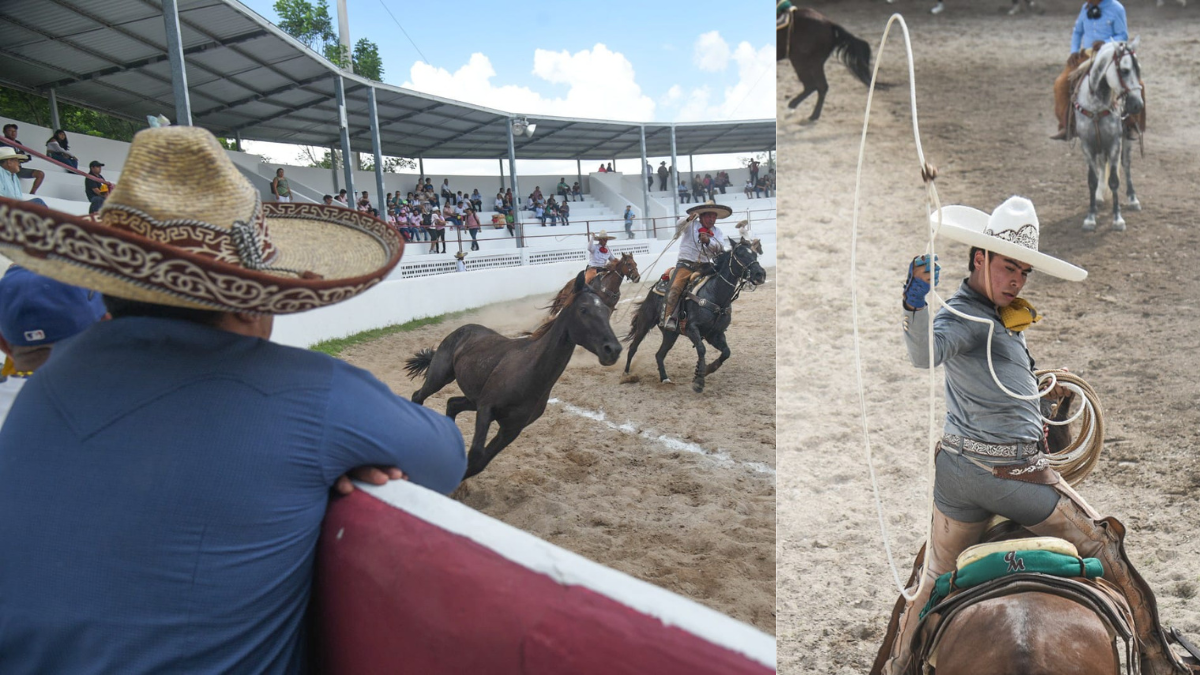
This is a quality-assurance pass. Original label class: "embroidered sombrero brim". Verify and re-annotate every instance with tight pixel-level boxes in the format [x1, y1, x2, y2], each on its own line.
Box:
[686, 203, 733, 219]
[931, 205, 1087, 282]
[0, 197, 404, 314]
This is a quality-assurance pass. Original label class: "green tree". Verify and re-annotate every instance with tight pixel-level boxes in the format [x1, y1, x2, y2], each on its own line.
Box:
[0, 86, 145, 142]
[352, 39, 384, 81]
[273, 0, 336, 50]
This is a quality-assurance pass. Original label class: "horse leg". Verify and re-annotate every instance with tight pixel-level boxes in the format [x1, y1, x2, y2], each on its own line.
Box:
[1122, 134, 1140, 211]
[1108, 147, 1125, 231]
[445, 396, 476, 421]
[685, 325, 707, 393]
[655, 330, 682, 383]
[808, 69, 830, 121]
[703, 331, 732, 376]
[464, 419, 522, 479]
[462, 406, 495, 479]
[625, 324, 648, 374]
[1083, 164, 1099, 232]
[786, 87, 815, 110]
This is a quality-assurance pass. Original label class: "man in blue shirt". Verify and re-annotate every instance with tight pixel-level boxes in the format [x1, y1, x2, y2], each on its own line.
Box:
[0, 126, 466, 674]
[1052, 0, 1129, 140]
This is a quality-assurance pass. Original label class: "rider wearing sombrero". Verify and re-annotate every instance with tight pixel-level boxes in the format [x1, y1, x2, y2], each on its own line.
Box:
[0, 127, 466, 672]
[1051, 0, 1130, 140]
[660, 202, 730, 333]
[585, 230, 617, 285]
[880, 197, 1196, 675]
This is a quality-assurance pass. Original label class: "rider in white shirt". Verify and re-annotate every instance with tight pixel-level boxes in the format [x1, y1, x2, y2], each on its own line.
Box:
[585, 230, 617, 284]
[661, 203, 730, 332]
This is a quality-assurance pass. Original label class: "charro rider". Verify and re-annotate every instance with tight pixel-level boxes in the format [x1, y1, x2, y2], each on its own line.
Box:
[1051, 0, 1129, 140]
[0, 126, 466, 672]
[584, 230, 617, 285]
[660, 202, 730, 332]
[879, 197, 1197, 675]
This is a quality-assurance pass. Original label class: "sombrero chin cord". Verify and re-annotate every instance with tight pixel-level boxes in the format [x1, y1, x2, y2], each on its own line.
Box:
[849, 14, 1090, 602]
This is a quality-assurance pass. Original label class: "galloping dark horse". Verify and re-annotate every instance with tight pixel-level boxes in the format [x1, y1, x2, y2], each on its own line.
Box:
[623, 238, 766, 393]
[777, 7, 874, 121]
[547, 252, 641, 315]
[406, 273, 622, 479]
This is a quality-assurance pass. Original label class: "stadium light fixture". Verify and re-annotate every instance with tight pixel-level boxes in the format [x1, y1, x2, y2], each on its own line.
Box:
[511, 117, 537, 138]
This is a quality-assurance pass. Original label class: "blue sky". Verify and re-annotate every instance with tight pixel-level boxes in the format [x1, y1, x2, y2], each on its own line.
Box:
[235, 0, 774, 173]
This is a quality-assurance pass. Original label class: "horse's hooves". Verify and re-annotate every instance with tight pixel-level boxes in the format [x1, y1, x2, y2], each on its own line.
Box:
[1113, 219, 1127, 232]
[692, 380, 705, 393]
[1127, 199, 1142, 212]
[661, 378, 673, 385]
[619, 373, 640, 384]
[1082, 219, 1097, 232]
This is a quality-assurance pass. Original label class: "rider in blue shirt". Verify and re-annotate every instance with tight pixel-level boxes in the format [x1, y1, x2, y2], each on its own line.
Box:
[1052, 0, 1131, 139]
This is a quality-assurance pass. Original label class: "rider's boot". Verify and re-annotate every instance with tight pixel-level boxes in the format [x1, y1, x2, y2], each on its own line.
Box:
[880, 509, 988, 675]
[1028, 489, 1195, 675]
[660, 269, 690, 332]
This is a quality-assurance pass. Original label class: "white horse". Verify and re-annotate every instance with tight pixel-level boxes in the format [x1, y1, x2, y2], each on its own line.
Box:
[1073, 38, 1144, 232]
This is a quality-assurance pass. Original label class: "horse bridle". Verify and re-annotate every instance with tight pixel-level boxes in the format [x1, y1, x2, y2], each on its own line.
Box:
[1079, 44, 1140, 120]
[590, 260, 638, 304]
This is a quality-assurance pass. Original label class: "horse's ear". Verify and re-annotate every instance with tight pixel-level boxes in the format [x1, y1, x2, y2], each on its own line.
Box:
[573, 270, 586, 293]
[1129, 35, 1140, 52]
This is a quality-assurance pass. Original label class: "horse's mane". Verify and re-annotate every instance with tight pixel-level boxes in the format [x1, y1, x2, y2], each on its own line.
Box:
[526, 286, 589, 340]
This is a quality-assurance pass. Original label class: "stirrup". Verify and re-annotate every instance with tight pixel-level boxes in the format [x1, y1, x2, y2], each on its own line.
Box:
[662, 318, 678, 332]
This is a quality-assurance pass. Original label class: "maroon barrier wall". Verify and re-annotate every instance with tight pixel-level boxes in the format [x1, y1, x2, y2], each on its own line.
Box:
[311, 490, 774, 674]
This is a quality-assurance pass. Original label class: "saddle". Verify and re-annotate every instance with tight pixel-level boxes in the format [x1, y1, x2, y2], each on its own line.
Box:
[651, 267, 715, 298]
[913, 536, 1137, 675]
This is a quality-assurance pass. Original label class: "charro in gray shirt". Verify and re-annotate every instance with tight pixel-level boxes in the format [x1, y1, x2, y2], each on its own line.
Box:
[903, 280, 1042, 445]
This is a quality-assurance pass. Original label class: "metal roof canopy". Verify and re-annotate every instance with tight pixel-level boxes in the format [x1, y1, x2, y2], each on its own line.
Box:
[0, 0, 775, 161]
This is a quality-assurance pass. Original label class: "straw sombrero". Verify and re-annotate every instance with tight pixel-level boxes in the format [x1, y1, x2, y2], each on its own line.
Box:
[0, 127, 404, 314]
[593, 230, 614, 240]
[686, 202, 733, 219]
[931, 196, 1086, 282]
[0, 146, 30, 162]
[454, 251, 466, 260]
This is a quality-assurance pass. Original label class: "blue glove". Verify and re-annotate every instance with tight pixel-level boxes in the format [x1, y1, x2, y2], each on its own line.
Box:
[903, 254, 940, 310]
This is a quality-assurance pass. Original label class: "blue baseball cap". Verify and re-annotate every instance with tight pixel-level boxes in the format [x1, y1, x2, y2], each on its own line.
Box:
[0, 266, 107, 347]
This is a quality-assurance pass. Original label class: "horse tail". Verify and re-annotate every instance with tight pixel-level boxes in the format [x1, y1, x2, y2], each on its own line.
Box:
[830, 24, 873, 88]
[623, 296, 658, 343]
[404, 348, 435, 380]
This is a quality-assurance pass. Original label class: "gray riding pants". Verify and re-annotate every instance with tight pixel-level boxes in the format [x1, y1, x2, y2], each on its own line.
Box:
[933, 449, 1060, 526]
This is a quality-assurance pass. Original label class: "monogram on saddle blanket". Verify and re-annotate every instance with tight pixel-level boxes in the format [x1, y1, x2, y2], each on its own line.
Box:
[1059, 42, 1146, 141]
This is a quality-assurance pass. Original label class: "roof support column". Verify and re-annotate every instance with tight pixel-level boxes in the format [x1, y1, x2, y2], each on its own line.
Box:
[576, 159, 582, 196]
[639, 125, 650, 239]
[367, 86, 386, 217]
[418, 157, 424, 181]
[330, 146, 339, 193]
[499, 158, 505, 193]
[688, 154, 694, 182]
[233, 131, 242, 152]
[47, 89, 61, 132]
[506, 118, 523, 248]
[161, 0, 192, 125]
[669, 125, 679, 221]
[334, 75, 354, 199]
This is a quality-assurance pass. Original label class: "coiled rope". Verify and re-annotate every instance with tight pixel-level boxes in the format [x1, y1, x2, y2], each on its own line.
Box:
[849, 14, 1104, 602]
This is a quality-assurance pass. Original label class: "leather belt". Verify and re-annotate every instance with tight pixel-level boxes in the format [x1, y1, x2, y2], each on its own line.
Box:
[941, 434, 1040, 459]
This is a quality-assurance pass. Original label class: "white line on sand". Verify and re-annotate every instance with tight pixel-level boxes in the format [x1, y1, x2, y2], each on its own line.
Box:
[548, 398, 776, 477]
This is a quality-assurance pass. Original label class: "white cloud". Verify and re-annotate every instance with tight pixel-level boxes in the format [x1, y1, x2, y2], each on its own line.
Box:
[660, 84, 684, 107]
[402, 44, 655, 123]
[669, 39, 775, 122]
[693, 31, 731, 72]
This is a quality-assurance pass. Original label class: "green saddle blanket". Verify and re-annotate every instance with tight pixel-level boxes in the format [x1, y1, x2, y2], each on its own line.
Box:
[921, 549, 1103, 619]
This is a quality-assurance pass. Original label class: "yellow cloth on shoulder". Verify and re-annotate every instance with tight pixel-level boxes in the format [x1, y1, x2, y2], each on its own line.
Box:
[999, 297, 1040, 332]
[1, 358, 13, 377]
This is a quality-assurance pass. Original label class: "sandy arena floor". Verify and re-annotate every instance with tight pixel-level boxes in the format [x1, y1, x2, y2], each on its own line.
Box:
[778, 1, 1200, 672]
[340, 271, 777, 633]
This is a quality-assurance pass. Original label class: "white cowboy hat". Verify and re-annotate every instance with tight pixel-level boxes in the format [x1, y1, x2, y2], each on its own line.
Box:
[0, 146, 30, 162]
[686, 202, 733, 219]
[931, 196, 1087, 282]
[593, 230, 614, 240]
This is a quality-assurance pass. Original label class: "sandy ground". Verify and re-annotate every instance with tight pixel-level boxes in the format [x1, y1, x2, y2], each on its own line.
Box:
[778, 2, 1200, 673]
[339, 272, 777, 633]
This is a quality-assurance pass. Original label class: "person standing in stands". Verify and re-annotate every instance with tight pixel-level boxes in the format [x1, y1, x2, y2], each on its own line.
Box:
[271, 168, 292, 203]
[2, 124, 45, 195]
[657, 161, 669, 191]
[45, 130, 78, 169]
[624, 205, 636, 239]
[84, 161, 110, 215]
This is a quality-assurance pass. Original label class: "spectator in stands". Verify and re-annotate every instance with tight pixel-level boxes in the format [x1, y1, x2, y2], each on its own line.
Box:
[385, 192, 394, 211]
[464, 207, 481, 251]
[503, 188, 513, 210]
[546, 197, 559, 227]
[692, 174, 706, 202]
[556, 177, 570, 200]
[623, 205, 635, 239]
[766, 168, 777, 195]
[408, 206, 423, 241]
[0, 126, 465, 673]
[271, 168, 292, 203]
[744, 177, 755, 198]
[606, 162, 614, 172]
[45, 129, 78, 169]
[84, 161, 110, 215]
[454, 250, 467, 272]
[423, 178, 438, 207]
[657, 161, 669, 191]
[0, 147, 46, 207]
[322, 194, 334, 206]
[2, 124, 44, 194]
[748, 158, 760, 185]
[335, 189, 348, 204]
[598, 163, 607, 173]
[559, 200, 570, 227]
[571, 182, 583, 202]
[534, 200, 547, 226]
[357, 191, 374, 215]
[646, 162, 654, 190]
[715, 171, 730, 194]
[0, 266, 108, 424]
[494, 192, 506, 215]
[440, 178, 452, 205]
[470, 188, 482, 211]
[532, 185, 543, 204]
[754, 175, 768, 198]
[703, 174, 714, 200]
[430, 207, 447, 254]
[678, 179, 691, 204]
